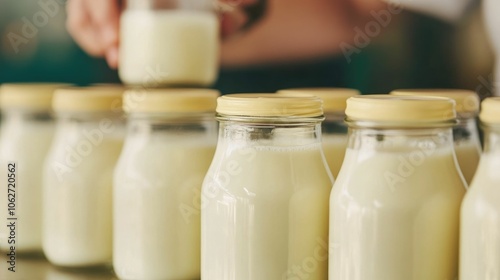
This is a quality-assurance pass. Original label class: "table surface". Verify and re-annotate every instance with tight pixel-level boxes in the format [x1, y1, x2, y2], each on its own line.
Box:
[0, 254, 117, 280]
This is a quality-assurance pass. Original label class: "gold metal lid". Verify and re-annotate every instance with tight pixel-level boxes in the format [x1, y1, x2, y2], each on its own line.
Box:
[480, 97, 500, 124]
[278, 88, 360, 113]
[1, 83, 71, 111]
[346, 95, 456, 125]
[391, 89, 479, 113]
[124, 88, 220, 113]
[53, 86, 125, 113]
[217, 94, 323, 118]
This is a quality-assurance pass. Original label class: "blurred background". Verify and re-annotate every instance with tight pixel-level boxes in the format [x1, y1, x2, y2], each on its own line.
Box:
[0, 0, 495, 95]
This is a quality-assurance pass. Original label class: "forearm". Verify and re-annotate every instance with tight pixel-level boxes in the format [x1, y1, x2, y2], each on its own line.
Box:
[383, 0, 475, 21]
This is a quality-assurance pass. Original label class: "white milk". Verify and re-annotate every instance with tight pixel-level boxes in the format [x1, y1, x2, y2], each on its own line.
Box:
[460, 151, 500, 279]
[322, 134, 348, 178]
[0, 119, 54, 252]
[202, 143, 332, 280]
[113, 134, 215, 280]
[119, 10, 218, 86]
[330, 147, 465, 280]
[43, 127, 123, 267]
[454, 142, 481, 184]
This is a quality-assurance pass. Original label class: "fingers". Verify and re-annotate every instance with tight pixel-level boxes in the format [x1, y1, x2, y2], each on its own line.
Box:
[66, 0, 121, 68]
[87, 0, 120, 48]
[67, 0, 103, 56]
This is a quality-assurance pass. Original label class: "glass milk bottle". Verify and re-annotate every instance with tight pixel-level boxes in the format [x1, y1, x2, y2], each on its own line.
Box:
[392, 89, 481, 184]
[330, 95, 466, 280]
[461, 97, 500, 280]
[120, 0, 218, 86]
[0, 83, 68, 254]
[279, 88, 360, 178]
[202, 94, 333, 280]
[43, 87, 125, 267]
[113, 89, 219, 280]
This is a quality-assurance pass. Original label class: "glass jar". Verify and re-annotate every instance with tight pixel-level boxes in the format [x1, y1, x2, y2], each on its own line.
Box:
[279, 88, 360, 178]
[330, 95, 466, 280]
[120, 0, 218, 86]
[461, 97, 500, 279]
[392, 89, 481, 184]
[0, 83, 68, 254]
[113, 88, 219, 280]
[202, 94, 333, 280]
[43, 87, 125, 267]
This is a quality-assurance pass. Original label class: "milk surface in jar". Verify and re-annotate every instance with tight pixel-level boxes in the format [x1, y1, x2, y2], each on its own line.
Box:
[202, 94, 333, 280]
[114, 89, 219, 280]
[461, 97, 500, 280]
[330, 95, 466, 280]
[0, 83, 68, 254]
[278, 88, 360, 178]
[43, 86, 125, 267]
[392, 89, 481, 184]
[119, 0, 218, 86]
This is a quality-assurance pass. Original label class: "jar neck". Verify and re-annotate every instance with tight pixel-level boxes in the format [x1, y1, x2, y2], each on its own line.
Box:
[218, 120, 323, 148]
[323, 112, 347, 135]
[347, 126, 455, 154]
[483, 125, 500, 154]
[2, 109, 53, 123]
[454, 116, 480, 143]
[55, 112, 125, 139]
[127, 113, 217, 138]
[57, 111, 123, 122]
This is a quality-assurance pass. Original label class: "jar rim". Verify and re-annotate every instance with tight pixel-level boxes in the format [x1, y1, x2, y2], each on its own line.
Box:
[216, 113, 325, 125]
[345, 118, 458, 129]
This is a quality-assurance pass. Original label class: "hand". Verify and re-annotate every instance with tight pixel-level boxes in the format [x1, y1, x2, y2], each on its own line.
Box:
[220, 0, 388, 67]
[66, 0, 121, 68]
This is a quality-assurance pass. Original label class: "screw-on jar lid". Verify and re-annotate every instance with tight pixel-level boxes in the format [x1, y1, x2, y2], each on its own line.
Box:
[391, 89, 479, 114]
[124, 88, 220, 113]
[480, 97, 500, 124]
[217, 94, 323, 118]
[0, 83, 72, 111]
[277, 88, 360, 113]
[53, 86, 125, 113]
[346, 95, 456, 125]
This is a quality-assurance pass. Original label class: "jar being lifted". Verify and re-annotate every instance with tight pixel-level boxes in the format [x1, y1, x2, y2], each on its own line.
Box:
[120, 0, 219, 86]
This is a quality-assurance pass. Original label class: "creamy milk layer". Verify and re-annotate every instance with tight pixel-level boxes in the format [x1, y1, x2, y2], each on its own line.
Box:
[460, 151, 500, 279]
[114, 133, 215, 279]
[43, 128, 123, 267]
[119, 10, 218, 86]
[0, 120, 54, 252]
[330, 147, 465, 280]
[322, 134, 348, 178]
[202, 143, 332, 280]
